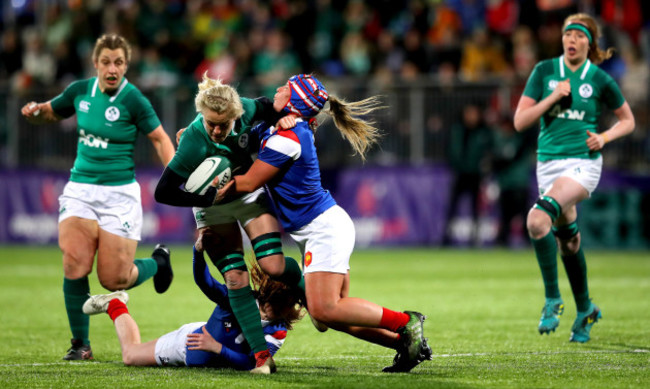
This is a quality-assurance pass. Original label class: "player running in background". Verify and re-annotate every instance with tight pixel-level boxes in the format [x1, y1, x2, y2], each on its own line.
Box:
[20, 34, 175, 360]
[82, 229, 303, 369]
[513, 13, 635, 342]
[154, 73, 304, 374]
[217, 74, 432, 373]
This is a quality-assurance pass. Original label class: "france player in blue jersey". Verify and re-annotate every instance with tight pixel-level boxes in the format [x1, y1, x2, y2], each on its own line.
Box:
[216, 74, 432, 373]
[82, 229, 304, 369]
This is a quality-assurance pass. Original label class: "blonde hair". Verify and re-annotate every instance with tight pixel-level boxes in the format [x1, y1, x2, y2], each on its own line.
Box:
[194, 72, 244, 119]
[563, 13, 615, 65]
[93, 34, 132, 64]
[320, 95, 384, 160]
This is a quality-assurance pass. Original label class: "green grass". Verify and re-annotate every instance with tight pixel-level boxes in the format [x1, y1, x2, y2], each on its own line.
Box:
[1, 245, 649, 388]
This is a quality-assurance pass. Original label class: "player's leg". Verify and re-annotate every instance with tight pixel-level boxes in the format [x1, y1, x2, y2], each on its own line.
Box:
[59, 216, 99, 360]
[82, 291, 157, 365]
[202, 224, 273, 373]
[529, 176, 589, 334]
[95, 181, 172, 293]
[245, 213, 305, 293]
[555, 210, 601, 343]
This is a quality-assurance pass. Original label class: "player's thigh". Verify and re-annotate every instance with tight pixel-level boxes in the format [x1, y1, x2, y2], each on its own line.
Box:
[203, 222, 244, 257]
[243, 213, 281, 239]
[59, 217, 99, 277]
[96, 229, 138, 282]
[544, 176, 589, 209]
[304, 271, 346, 311]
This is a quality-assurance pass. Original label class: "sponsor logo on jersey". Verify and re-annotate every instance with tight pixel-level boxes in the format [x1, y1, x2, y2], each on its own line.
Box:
[79, 129, 109, 149]
[105, 106, 120, 122]
[238, 133, 249, 148]
[548, 106, 586, 121]
[579, 83, 593, 98]
[195, 210, 206, 221]
[305, 251, 312, 267]
[548, 80, 558, 90]
[79, 100, 91, 112]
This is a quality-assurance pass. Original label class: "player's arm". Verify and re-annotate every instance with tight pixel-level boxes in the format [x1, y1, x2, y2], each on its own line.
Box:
[20, 101, 63, 125]
[514, 79, 571, 132]
[185, 326, 260, 370]
[586, 101, 635, 151]
[192, 236, 229, 306]
[215, 159, 279, 203]
[154, 167, 216, 207]
[146, 125, 175, 167]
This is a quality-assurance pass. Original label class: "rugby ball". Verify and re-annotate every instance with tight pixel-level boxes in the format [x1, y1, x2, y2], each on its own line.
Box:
[185, 156, 232, 195]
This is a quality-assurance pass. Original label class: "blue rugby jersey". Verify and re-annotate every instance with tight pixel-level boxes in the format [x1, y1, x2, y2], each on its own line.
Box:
[252, 120, 336, 232]
[185, 248, 287, 369]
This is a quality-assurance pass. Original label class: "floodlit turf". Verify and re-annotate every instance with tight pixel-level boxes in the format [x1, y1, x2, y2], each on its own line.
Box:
[0, 245, 648, 388]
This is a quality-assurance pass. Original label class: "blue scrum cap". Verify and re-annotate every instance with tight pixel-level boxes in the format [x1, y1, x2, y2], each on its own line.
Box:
[282, 74, 329, 118]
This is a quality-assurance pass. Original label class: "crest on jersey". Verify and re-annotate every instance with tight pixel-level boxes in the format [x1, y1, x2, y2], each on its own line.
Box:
[238, 133, 249, 148]
[548, 80, 558, 90]
[579, 84, 593, 98]
[105, 106, 120, 122]
[79, 100, 90, 112]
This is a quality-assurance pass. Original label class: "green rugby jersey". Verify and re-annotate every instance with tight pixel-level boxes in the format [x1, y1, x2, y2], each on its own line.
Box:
[50, 77, 161, 185]
[168, 97, 269, 179]
[522, 56, 625, 161]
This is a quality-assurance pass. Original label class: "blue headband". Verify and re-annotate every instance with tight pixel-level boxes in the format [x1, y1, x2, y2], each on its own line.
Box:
[282, 74, 329, 118]
[564, 23, 593, 44]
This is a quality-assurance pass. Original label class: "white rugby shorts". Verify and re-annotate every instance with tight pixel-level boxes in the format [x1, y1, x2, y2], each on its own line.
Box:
[289, 205, 354, 275]
[154, 321, 206, 366]
[536, 156, 602, 196]
[58, 181, 143, 240]
[193, 188, 271, 228]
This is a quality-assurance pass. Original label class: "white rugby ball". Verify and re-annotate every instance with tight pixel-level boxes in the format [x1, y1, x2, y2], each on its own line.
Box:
[185, 156, 232, 195]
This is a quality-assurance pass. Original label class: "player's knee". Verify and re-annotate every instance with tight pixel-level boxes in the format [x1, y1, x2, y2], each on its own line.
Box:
[122, 350, 137, 366]
[553, 222, 581, 255]
[99, 275, 130, 291]
[61, 249, 93, 278]
[252, 233, 284, 277]
[307, 302, 338, 325]
[526, 209, 552, 239]
[257, 255, 285, 278]
[223, 270, 249, 289]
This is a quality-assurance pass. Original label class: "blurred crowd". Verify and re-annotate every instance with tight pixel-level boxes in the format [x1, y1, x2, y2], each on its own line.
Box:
[1, 0, 649, 100]
[1, 0, 650, 173]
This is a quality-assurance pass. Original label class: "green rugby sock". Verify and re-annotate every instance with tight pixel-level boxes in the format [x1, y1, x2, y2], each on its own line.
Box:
[228, 286, 267, 353]
[531, 232, 560, 299]
[131, 258, 158, 288]
[561, 248, 590, 312]
[276, 256, 305, 293]
[63, 277, 90, 345]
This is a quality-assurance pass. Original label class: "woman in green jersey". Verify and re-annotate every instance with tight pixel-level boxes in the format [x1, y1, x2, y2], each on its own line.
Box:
[154, 73, 304, 374]
[20, 34, 176, 360]
[514, 13, 635, 343]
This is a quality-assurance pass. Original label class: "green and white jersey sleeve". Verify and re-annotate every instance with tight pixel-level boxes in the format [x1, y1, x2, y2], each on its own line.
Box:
[522, 56, 625, 161]
[50, 77, 161, 185]
[168, 97, 268, 179]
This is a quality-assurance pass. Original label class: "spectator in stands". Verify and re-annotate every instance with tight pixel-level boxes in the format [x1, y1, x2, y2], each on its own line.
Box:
[442, 103, 494, 246]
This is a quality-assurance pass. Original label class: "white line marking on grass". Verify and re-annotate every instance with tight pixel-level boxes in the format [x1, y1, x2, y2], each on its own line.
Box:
[281, 348, 650, 360]
[1, 349, 647, 368]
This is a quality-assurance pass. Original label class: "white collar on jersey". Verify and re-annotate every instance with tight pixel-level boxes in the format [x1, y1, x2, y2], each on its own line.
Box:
[91, 77, 129, 102]
[559, 56, 591, 80]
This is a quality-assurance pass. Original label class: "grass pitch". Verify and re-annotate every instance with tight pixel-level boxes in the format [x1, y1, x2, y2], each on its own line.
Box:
[0, 245, 648, 388]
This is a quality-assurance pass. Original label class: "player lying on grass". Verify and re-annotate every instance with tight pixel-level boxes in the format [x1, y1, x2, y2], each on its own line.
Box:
[82, 231, 304, 370]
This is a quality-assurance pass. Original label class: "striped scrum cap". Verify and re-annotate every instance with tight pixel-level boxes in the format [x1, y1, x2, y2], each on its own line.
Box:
[282, 74, 329, 118]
